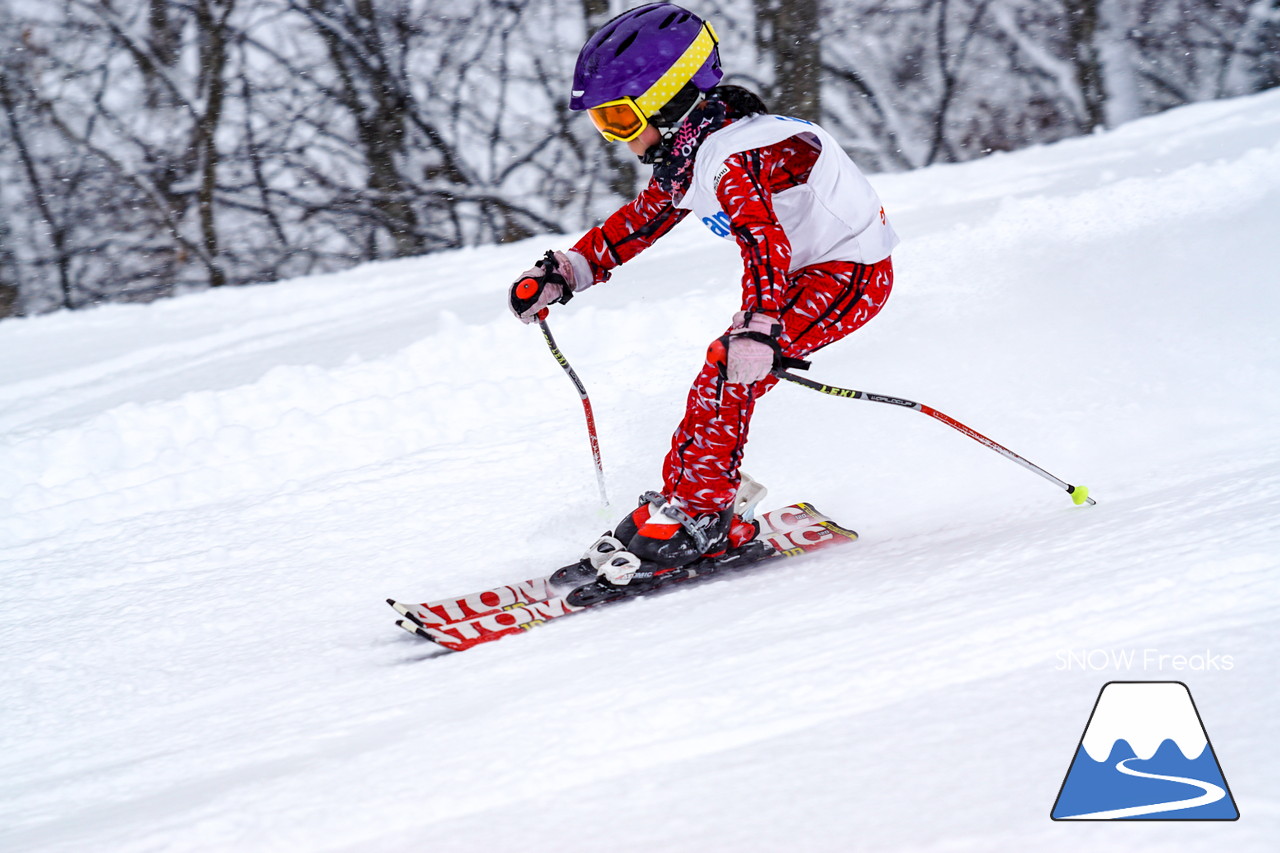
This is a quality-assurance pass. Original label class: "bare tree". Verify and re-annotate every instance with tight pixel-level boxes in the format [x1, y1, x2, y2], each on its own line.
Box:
[291, 0, 427, 258]
[193, 0, 237, 287]
[0, 65, 75, 311]
[582, 0, 614, 31]
[1063, 0, 1107, 131]
[1, 0, 1276, 318]
[925, 0, 996, 165]
[0, 191, 16, 317]
[755, 0, 821, 121]
[145, 0, 183, 107]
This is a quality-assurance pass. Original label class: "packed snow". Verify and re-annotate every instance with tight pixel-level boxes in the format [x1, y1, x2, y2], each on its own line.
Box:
[2, 91, 1278, 851]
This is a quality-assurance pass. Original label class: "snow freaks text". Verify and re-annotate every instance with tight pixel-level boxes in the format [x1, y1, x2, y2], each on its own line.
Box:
[1055, 649, 1235, 672]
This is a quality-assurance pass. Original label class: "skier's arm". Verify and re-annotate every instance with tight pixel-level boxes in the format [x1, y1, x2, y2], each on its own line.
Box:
[509, 182, 683, 321]
[715, 149, 793, 318]
[569, 180, 689, 284]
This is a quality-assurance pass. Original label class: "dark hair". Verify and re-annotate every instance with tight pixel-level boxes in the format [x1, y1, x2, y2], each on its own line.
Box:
[650, 82, 768, 130]
[709, 85, 768, 118]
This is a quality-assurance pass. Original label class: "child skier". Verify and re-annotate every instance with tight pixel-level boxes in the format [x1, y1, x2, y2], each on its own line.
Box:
[509, 3, 898, 582]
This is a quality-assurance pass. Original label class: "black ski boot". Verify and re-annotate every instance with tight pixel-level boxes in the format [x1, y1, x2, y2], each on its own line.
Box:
[622, 493, 734, 568]
[555, 475, 767, 596]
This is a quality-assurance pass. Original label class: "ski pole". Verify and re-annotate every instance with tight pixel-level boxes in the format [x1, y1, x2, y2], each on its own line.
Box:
[536, 311, 609, 508]
[773, 369, 1095, 506]
[512, 264, 608, 507]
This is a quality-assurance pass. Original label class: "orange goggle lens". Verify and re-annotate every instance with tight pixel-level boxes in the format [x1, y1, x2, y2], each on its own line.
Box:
[587, 100, 646, 142]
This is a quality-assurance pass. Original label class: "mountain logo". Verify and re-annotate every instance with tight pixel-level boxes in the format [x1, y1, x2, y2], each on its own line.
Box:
[1051, 681, 1239, 820]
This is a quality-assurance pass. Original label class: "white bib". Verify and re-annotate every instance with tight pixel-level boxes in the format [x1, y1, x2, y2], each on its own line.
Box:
[674, 114, 899, 270]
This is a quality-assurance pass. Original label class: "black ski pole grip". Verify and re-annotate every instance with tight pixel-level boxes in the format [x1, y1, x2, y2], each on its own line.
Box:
[511, 275, 546, 318]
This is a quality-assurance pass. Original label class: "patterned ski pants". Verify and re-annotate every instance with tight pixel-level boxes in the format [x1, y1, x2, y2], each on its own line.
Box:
[662, 257, 894, 512]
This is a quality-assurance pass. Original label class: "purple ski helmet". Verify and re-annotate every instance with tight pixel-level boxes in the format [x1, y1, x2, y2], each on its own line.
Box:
[571, 3, 722, 126]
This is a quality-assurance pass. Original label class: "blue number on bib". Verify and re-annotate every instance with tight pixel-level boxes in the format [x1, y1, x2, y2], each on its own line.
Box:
[702, 211, 733, 238]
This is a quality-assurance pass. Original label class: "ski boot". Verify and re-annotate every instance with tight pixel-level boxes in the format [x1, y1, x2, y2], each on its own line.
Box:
[554, 475, 770, 605]
[614, 472, 767, 569]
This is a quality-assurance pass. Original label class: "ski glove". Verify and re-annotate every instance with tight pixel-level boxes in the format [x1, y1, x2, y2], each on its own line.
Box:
[509, 250, 592, 324]
[711, 312, 785, 385]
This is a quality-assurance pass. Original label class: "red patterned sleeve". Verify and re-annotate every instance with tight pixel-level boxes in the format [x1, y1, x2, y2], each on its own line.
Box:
[714, 147, 795, 319]
[570, 179, 689, 284]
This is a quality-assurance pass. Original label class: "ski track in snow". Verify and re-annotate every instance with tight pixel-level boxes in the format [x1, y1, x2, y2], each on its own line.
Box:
[2, 92, 1279, 852]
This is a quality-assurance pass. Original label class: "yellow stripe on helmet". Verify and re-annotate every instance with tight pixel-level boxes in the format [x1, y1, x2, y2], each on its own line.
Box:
[634, 22, 718, 118]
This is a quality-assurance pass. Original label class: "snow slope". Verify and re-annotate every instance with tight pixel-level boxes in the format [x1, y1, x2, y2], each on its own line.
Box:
[2, 91, 1278, 851]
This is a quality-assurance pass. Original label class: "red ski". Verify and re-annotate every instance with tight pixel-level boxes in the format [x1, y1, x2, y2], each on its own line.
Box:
[388, 503, 856, 652]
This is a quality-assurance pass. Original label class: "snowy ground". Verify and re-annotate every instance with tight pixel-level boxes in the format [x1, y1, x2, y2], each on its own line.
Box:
[2, 91, 1278, 851]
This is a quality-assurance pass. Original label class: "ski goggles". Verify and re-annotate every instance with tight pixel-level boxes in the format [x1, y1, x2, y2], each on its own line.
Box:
[585, 22, 718, 142]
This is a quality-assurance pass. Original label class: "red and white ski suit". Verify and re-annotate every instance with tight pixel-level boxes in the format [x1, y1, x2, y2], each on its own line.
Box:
[572, 119, 896, 513]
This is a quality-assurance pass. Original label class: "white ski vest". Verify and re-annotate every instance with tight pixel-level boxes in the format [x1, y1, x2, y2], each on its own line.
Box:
[674, 114, 899, 270]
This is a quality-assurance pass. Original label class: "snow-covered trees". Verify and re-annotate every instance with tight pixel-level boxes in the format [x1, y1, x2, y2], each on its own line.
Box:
[1, 0, 1275, 316]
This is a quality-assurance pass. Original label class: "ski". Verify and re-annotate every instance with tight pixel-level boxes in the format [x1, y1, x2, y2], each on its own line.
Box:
[388, 503, 856, 652]
[388, 573, 562, 628]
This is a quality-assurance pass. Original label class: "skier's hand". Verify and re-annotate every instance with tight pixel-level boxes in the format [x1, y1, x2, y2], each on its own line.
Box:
[508, 250, 588, 323]
[710, 312, 784, 385]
